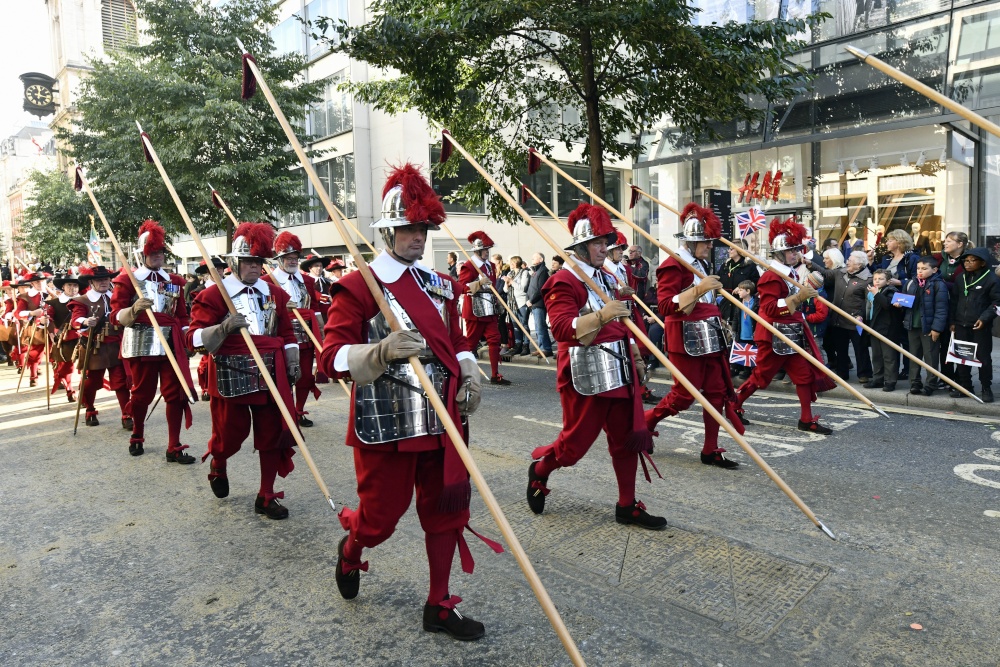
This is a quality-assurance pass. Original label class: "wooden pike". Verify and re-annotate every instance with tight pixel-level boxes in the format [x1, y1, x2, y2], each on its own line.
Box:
[137, 122, 339, 513]
[446, 132, 837, 540]
[75, 168, 197, 405]
[237, 40, 586, 664]
[15, 320, 38, 393]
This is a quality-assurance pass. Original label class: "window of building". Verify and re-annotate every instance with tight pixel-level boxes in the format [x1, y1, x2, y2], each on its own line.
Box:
[270, 12, 305, 57]
[278, 155, 356, 227]
[102, 0, 137, 50]
[555, 164, 621, 216]
[430, 147, 488, 214]
[309, 69, 353, 139]
[305, 0, 349, 60]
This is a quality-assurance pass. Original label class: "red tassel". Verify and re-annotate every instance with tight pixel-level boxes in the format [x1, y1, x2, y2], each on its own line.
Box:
[527, 149, 540, 175]
[241, 54, 257, 100]
[140, 132, 154, 163]
[74, 168, 83, 192]
[519, 185, 529, 205]
[439, 130, 453, 163]
[210, 190, 223, 209]
[629, 185, 640, 210]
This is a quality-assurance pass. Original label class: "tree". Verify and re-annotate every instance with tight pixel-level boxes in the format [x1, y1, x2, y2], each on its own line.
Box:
[325, 0, 824, 219]
[59, 0, 323, 250]
[20, 169, 95, 265]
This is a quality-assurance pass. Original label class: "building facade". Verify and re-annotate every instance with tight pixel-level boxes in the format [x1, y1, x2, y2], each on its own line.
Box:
[0, 123, 57, 264]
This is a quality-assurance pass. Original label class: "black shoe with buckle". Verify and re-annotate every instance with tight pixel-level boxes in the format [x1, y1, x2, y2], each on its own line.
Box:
[700, 451, 740, 469]
[642, 388, 660, 405]
[298, 415, 314, 427]
[615, 499, 667, 530]
[797, 418, 832, 435]
[736, 408, 750, 426]
[121, 416, 133, 431]
[66, 390, 76, 403]
[422, 596, 485, 641]
[335, 535, 365, 600]
[209, 467, 229, 498]
[201, 391, 210, 402]
[526, 462, 549, 515]
[128, 438, 144, 456]
[29, 378, 37, 387]
[255, 494, 289, 520]
[166, 447, 196, 464]
[85, 412, 99, 427]
[490, 374, 511, 386]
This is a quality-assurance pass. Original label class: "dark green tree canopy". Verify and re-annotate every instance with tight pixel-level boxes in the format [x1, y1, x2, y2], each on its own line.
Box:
[20, 168, 95, 265]
[59, 0, 322, 246]
[326, 0, 823, 218]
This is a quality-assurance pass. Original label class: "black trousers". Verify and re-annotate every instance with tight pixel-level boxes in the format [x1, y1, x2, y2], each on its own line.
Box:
[952, 323, 993, 389]
[827, 326, 872, 381]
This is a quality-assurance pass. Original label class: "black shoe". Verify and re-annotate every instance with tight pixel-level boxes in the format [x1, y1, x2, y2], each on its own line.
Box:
[882, 382, 896, 392]
[641, 388, 660, 405]
[797, 419, 832, 435]
[983, 388, 995, 404]
[909, 384, 923, 395]
[298, 415, 314, 427]
[922, 385, 936, 397]
[950, 386, 971, 398]
[490, 374, 511, 386]
[863, 380, 884, 389]
[121, 416, 133, 431]
[526, 462, 549, 515]
[335, 535, 363, 600]
[166, 448, 196, 464]
[29, 378, 37, 387]
[128, 439, 144, 456]
[517, 347, 531, 356]
[255, 495, 289, 520]
[201, 391, 210, 402]
[615, 499, 667, 530]
[209, 469, 229, 499]
[700, 451, 739, 469]
[85, 413, 99, 427]
[736, 408, 750, 426]
[66, 390, 75, 403]
[423, 597, 485, 641]
[858, 376, 871, 384]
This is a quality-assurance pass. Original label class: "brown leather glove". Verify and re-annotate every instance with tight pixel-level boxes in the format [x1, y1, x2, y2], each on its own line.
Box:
[285, 346, 301, 384]
[616, 283, 637, 298]
[575, 300, 631, 346]
[199, 314, 249, 354]
[346, 329, 426, 385]
[455, 358, 482, 416]
[118, 297, 154, 327]
[784, 285, 818, 312]
[677, 275, 722, 315]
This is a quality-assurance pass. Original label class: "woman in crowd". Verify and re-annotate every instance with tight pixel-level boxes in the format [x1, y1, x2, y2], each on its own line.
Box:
[873, 230, 920, 288]
[502, 255, 531, 356]
[718, 241, 759, 345]
[820, 248, 845, 370]
[935, 231, 972, 285]
[812, 249, 873, 383]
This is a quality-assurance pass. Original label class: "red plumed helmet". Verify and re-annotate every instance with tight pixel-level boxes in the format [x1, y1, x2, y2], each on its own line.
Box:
[566, 203, 615, 249]
[273, 230, 303, 258]
[675, 203, 721, 241]
[609, 230, 629, 250]
[230, 222, 276, 261]
[768, 217, 807, 253]
[468, 231, 494, 251]
[373, 163, 446, 230]
[137, 220, 167, 256]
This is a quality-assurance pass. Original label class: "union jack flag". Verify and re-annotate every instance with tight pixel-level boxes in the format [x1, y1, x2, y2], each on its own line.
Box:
[729, 342, 758, 367]
[735, 207, 767, 238]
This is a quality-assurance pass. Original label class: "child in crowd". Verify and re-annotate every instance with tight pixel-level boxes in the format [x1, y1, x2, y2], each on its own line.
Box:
[865, 269, 904, 391]
[948, 247, 1000, 402]
[733, 280, 757, 382]
[900, 256, 949, 396]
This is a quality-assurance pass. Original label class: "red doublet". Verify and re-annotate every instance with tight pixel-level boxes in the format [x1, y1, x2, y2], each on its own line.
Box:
[15, 293, 45, 379]
[530, 267, 648, 498]
[111, 271, 195, 447]
[263, 269, 323, 418]
[47, 297, 81, 393]
[458, 259, 501, 376]
[66, 292, 130, 417]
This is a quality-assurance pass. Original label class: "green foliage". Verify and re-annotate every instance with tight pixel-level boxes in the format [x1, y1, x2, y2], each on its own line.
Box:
[323, 0, 824, 220]
[20, 169, 95, 264]
[59, 0, 323, 245]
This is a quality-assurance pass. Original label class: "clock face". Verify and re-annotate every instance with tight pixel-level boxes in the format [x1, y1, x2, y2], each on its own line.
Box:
[26, 84, 52, 107]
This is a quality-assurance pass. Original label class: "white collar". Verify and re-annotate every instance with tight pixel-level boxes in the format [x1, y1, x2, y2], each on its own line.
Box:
[58, 294, 72, 303]
[769, 259, 793, 277]
[205, 278, 215, 289]
[369, 251, 434, 284]
[471, 255, 486, 269]
[567, 256, 600, 284]
[27, 288, 39, 297]
[603, 257, 622, 272]
[86, 289, 108, 302]
[222, 276, 270, 297]
[133, 266, 171, 281]
[677, 245, 698, 265]
[271, 266, 303, 283]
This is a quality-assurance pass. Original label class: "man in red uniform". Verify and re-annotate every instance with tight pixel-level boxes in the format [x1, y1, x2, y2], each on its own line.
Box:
[319, 164, 496, 640]
[264, 231, 323, 427]
[187, 222, 300, 520]
[48, 274, 87, 402]
[458, 231, 510, 385]
[15, 273, 49, 386]
[735, 218, 835, 434]
[192, 258, 227, 401]
[68, 266, 132, 429]
[527, 203, 666, 529]
[111, 220, 196, 460]
[644, 203, 743, 468]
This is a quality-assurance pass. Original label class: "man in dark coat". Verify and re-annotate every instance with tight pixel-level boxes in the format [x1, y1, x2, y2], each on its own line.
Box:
[525, 253, 552, 357]
[948, 247, 1000, 402]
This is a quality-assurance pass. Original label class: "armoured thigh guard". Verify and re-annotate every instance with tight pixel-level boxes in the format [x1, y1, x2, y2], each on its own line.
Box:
[771, 322, 805, 355]
[682, 316, 732, 356]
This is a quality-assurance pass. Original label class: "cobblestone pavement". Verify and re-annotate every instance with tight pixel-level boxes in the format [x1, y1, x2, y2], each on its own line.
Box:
[1, 359, 999, 666]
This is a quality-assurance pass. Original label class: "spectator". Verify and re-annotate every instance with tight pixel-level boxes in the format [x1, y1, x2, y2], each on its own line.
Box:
[640, 280, 663, 371]
[494, 253, 511, 352]
[549, 256, 564, 273]
[525, 252, 552, 358]
[821, 238, 840, 253]
[873, 229, 919, 287]
[949, 247, 1000, 402]
[446, 251, 459, 279]
[812, 249, 873, 383]
[719, 241, 759, 338]
[934, 231, 972, 285]
[864, 269, 903, 391]
[733, 279, 758, 382]
[626, 245, 650, 297]
[901, 256, 949, 396]
[503, 255, 531, 355]
[820, 248, 846, 368]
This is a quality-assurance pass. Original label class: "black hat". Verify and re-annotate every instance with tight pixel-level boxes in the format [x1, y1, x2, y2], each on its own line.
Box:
[53, 274, 88, 289]
[195, 257, 227, 275]
[16, 272, 46, 286]
[300, 253, 329, 270]
[959, 247, 992, 265]
[80, 266, 120, 281]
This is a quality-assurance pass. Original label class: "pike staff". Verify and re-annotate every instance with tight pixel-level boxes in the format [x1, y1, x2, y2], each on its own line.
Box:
[442, 130, 837, 540]
[15, 318, 38, 393]
[629, 184, 981, 404]
[136, 123, 338, 514]
[237, 39, 585, 666]
[74, 167, 197, 405]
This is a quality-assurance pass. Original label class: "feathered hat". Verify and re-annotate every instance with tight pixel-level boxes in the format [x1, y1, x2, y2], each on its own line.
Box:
[137, 220, 167, 256]
[227, 222, 276, 263]
[371, 163, 446, 230]
[79, 265, 119, 281]
[326, 258, 346, 271]
[299, 253, 328, 270]
[273, 230, 303, 259]
[768, 217, 807, 253]
[609, 230, 629, 251]
[675, 203, 721, 242]
[565, 203, 616, 250]
[468, 231, 494, 251]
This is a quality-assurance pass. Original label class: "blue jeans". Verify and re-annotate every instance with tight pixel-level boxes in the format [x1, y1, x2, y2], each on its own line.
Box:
[532, 307, 553, 353]
[513, 305, 529, 345]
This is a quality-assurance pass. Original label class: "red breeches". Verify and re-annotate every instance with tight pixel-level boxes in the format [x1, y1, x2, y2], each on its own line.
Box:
[197, 355, 210, 392]
[206, 395, 294, 461]
[294, 343, 319, 416]
[82, 364, 130, 415]
[129, 357, 189, 439]
[533, 392, 638, 467]
[464, 318, 500, 376]
[53, 361, 75, 391]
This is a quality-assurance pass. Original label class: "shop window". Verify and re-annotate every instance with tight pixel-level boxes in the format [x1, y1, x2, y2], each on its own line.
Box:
[430, 147, 487, 214]
[102, 0, 137, 50]
[309, 70, 353, 139]
[306, 0, 349, 59]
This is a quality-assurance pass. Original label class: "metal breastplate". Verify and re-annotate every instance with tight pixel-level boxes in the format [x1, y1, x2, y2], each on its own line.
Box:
[232, 289, 277, 336]
[772, 322, 805, 355]
[354, 287, 447, 444]
[569, 339, 631, 395]
[682, 316, 729, 356]
[291, 318, 310, 344]
[471, 290, 496, 317]
[280, 275, 309, 310]
[578, 274, 613, 317]
[214, 352, 276, 397]
[136, 276, 181, 314]
[121, 323, 172, 358]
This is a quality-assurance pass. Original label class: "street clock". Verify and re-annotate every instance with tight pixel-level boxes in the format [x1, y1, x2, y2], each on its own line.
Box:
[19, 72, 58, 118]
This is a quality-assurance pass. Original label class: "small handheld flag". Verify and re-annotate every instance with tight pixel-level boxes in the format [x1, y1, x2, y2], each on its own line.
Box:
[86, 218, 102, 265]
[735, 207, 767, 239]
[729, 342, 758, 367]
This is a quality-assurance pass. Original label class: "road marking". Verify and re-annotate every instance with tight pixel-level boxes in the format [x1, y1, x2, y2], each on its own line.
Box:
[954, 448, 1000, 490]
[985, 510, 1000, 518]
